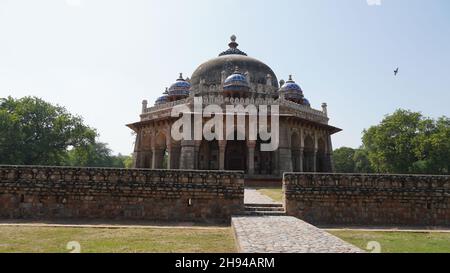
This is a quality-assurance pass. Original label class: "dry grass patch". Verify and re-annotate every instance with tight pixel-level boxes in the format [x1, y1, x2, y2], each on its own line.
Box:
[0, 226, 236, 253]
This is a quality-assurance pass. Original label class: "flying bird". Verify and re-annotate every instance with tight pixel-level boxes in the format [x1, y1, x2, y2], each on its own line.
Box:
[394, 67, 399, 76]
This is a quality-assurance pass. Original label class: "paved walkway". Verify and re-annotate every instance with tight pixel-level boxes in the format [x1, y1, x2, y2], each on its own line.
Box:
[232, 216, 363, 253]
[244, 188, 280, 204]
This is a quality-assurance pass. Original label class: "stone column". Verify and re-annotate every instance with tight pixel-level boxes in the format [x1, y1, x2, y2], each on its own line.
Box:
[272, 150, 279, 176]
[279, 147, 293, 173]
[194, 140, 201, 169]
[278, 121, 293, 174]
[247, 141, 256, 175]
[218, 140, 226, 170]
[299, 148, 304, 172]
[179, 140, 195, 170]
[132, 131, 142, 168]
[166, 145, 172, 170]
[170, 145, 181, 170]
[151, 147, 157, 169]
[327, 134, 334, 172]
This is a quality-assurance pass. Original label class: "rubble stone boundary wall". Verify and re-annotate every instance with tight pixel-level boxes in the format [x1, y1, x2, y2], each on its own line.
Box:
[0, 165, 244, 223]
[283, 173, 450, 226]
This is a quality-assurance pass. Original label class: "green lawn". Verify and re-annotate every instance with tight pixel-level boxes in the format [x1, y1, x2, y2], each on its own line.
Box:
[256, 187, 283, 202]
[0, 226, 236, 253]
[329, 230, 450, 253]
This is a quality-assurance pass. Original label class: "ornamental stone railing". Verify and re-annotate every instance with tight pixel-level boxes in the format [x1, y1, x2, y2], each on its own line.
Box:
[141, 95, 329, 124]
[142, 98, 190, 114]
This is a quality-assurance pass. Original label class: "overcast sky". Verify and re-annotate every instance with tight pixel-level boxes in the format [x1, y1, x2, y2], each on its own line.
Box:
[1, 0, 449, 155]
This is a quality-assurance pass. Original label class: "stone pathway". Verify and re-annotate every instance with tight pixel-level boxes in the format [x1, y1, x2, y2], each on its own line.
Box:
[232, 216, 363, 253]
[244, 188, 280, 204]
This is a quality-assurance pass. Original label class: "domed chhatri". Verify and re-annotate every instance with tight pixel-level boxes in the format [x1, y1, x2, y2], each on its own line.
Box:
[281, 75, 310, 106]
[223, 67, 250, 98]
[129, 35, 341, 177]
[303, 98, 311, 106]
[280, 75, 303, 92]
[155, 88, 169, 105]
[167, 73, 191, 101]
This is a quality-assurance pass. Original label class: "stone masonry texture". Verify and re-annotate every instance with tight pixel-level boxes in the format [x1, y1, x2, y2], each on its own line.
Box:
[0, 165, 244, 224]
[283, 173, 450, 226]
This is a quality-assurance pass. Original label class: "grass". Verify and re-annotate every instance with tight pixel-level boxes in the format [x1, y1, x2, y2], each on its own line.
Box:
[0, 226, 237, 253]
[256, 187, 283, 202]
[329, 230, 450, 253]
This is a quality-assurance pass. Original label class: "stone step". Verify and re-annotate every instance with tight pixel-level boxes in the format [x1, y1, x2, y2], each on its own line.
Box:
[242, 211, 286, 216]
[244, 206, 285, 212]
[244, 203, 283, 208]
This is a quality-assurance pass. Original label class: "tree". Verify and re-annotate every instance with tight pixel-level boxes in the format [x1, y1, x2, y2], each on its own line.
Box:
[333, 147, 373, 173]
[353, 148, 373, 173]
[362, 109, 449, 174]
[333, 147, 356, 173]
[0, 96, 97, 165]
[412, 117, 450, 174]
[66, 142, 116, 167]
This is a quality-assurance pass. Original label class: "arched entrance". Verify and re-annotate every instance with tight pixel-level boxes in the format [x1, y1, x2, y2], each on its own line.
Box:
[291, 131, 301, 172]
[303, 135, 314, 172]
[255, 139, 273, 175]
[154, 132, 168, 169]
[225, 140, 247, 171]
[198, 140, 219, 170]
[316, 138, 326, 172]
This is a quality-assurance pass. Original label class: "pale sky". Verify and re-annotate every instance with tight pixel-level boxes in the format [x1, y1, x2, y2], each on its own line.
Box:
[1, 0, 449, 155]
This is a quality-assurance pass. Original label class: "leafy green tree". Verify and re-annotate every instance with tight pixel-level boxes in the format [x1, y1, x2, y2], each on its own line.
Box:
[0, 96, 96, 165]
[411, 117, 450, 174]
[362, 109, 422, 173]
[362, 109, 449, 174]
[66, 142, 118, 167]
[333, 147, 356, 173]
[333, 147, 373, 173]
[353, 148, 373, 173]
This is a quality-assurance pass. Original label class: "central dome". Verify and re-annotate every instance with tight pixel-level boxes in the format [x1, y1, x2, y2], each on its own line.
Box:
[190, 36, 279, 88]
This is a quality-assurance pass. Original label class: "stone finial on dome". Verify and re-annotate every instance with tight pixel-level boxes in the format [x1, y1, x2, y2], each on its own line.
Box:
[164, 87, 169, 94]
[229, 35, 238, 48]
[219, 35, 247, 56]
[178, 73, 184, 80]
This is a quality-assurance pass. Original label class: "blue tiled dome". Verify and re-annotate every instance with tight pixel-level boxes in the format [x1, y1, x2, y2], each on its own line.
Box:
[303, 98, 311, 106]
[168, 73, 191, 97]
[285, 91, 304, 101]
[155, 88, 169, 105]
[280, 75, 303, 92]
[155, 95, 169, 105]
[280, 75, 305, 104]
[223, 68, 250, 91]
